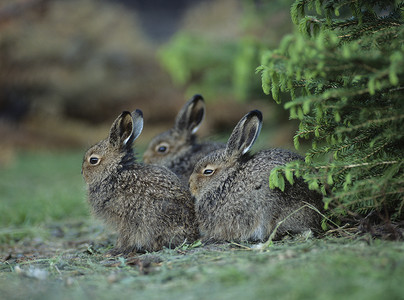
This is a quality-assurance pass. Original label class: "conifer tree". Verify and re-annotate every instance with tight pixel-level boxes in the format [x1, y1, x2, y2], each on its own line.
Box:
[258, 0, 404, 224]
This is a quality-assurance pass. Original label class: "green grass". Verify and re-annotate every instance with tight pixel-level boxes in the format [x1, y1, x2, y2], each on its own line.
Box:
[0, 151, 88, 227]
[1, 151, 404, 300]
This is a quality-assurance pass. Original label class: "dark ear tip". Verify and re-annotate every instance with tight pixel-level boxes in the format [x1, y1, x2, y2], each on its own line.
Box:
[121, 111, 132, 117]
[133, 109, 143, 118]
[250, 110, 263, 122]
[191, 94, 204, 102]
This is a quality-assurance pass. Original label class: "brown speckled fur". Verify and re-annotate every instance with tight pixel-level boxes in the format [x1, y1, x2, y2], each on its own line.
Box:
[143, 95, 223, 184]
[189, 110, 323, 242]
[82, 110, 199, 255]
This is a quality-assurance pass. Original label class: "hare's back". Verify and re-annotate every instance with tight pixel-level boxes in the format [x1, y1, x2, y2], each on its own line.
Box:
[239, 148, 303, 178]
[256, 148, 303, 164]
[200, 141, 224, 153]
[247, 148, 323, 210]
[192, 142, 224, 164]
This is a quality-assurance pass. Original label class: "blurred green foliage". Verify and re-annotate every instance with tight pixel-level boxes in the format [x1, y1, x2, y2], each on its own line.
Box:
[158, 0, 294, 101]
[159, 33, 237, 98]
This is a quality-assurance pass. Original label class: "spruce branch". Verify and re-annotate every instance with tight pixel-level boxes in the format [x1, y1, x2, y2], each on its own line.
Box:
[261, 0, 404, 222]
[337, 114, 404, 132]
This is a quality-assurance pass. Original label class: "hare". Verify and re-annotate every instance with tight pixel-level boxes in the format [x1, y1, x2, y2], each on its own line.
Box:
[143, 94, 223, 184]
[82, 109, 199, 255]
[189, 110, 323, 243]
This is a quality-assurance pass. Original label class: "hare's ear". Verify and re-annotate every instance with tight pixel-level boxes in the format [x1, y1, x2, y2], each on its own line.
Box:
[109, 110, 143, 148]
[130, 109, 144, 142]
[225, 110, 262, 157]
[174, 94, 205, 135]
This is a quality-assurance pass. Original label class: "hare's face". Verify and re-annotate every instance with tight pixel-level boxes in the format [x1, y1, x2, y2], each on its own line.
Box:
[144, 94, 205, 166]
[190, 109, 263, 198]
[82, 140, 122, 185]
[82, 110, 143, 186]
[189, 149, 236, 197]
[143, 129, 190, 165]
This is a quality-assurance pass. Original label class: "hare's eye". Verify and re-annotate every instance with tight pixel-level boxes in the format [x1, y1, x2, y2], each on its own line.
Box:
[202, 164, 216, 176]
[155, 143, 169, 154]
[203, 168, 215, 176]
[89, 156, 100, 165]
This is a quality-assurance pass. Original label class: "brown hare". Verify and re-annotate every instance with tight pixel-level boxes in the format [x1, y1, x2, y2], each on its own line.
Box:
[82, 109, 199, 255]
[189, 110, 323, 243]
[143, 94, 223, 184]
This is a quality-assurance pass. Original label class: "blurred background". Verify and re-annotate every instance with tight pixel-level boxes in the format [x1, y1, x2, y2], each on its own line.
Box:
[0, 0, 297, 167]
